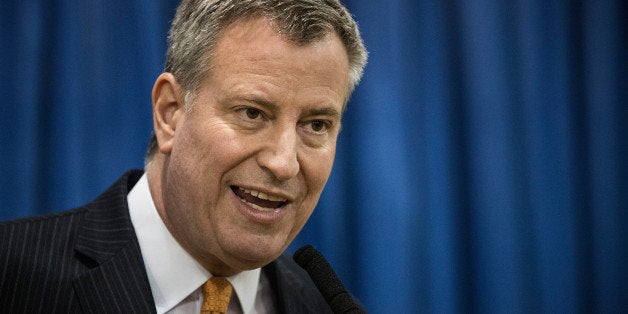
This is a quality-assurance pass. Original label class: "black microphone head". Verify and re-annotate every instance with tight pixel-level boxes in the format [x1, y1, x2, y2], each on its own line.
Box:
[293, 245, 365, 314]
[293, 244, 317, 267]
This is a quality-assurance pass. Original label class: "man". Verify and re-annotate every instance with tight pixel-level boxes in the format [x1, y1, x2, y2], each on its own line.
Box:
[0, 0, 366, 313]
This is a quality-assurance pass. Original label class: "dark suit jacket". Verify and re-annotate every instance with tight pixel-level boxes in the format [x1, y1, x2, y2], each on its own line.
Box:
[0, 170, 332, 313]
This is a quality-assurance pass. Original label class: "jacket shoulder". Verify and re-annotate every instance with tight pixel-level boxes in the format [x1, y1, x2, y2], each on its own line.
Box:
[0, 169, 146, 312]
[0, 207, 88, 312]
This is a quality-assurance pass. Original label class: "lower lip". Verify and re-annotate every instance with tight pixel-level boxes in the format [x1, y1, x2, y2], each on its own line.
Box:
[231, 190, 286, 224]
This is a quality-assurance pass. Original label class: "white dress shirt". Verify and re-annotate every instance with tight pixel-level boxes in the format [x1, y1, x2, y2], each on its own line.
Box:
[128, 174, 275, 314]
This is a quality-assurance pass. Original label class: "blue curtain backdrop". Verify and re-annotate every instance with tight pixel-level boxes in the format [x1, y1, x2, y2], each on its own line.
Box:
[1, 1, 626, 313]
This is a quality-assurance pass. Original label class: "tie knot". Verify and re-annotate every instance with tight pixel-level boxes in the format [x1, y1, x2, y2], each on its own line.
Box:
[201, 277, 233, 314]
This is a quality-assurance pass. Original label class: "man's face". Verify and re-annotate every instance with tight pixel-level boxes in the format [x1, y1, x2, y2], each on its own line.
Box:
[155, 18, 349, 275]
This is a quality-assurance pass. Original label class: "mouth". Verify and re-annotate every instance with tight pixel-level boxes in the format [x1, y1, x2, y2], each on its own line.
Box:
[230, 186, 288, 211]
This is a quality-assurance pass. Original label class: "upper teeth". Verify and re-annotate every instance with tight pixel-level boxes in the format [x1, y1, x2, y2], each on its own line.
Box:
[241, 188, 286, 202]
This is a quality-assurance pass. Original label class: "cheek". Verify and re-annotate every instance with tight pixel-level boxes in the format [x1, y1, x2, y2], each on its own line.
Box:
[298, 147, 336, 210]
[180, 121, 248, 176]
[166, 127, 233, 212]
[303, 145, 336, 189]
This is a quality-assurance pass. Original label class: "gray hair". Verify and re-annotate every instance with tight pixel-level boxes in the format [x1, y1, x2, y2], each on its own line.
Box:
[146, 0, 367, 163]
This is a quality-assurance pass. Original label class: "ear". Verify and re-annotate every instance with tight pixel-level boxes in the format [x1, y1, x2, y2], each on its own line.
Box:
[152, 72, 185, 155]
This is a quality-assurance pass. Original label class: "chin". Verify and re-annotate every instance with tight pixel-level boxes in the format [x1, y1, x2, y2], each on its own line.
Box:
[224, 240, 287, 268]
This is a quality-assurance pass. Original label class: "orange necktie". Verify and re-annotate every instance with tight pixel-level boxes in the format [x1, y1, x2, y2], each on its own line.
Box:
[201, 277, 233, 314]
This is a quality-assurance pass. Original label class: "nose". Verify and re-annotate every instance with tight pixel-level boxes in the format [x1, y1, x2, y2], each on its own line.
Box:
[256, 126, 300, 181]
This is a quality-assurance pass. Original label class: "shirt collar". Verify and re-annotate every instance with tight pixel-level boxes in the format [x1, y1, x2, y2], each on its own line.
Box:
[128, 173, 261, 313]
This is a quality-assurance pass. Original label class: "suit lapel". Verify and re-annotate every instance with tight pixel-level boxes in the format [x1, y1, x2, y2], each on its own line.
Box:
[72, 170, 155, 313]
[73, 243, 155, 313]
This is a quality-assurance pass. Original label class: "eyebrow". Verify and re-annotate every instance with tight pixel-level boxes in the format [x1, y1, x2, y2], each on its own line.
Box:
[304, 107, 341, 119]
[229, 95, 278, 111]
[233, 95, 341, 119]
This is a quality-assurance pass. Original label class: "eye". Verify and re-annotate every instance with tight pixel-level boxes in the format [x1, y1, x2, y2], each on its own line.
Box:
[310, 120, 327, 132]
[235, 107, 265, 121]
[244, 108, 261, 119]
[305, 120, 332, 134]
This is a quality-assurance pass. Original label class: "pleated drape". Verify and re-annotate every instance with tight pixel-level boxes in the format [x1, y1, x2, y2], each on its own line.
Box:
[1, 1, 625, 313]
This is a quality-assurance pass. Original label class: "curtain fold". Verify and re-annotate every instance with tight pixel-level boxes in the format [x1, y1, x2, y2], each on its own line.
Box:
[1, 1, 625, 313]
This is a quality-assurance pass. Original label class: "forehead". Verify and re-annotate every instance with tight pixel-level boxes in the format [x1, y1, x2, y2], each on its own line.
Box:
[207, 18, 350, 97]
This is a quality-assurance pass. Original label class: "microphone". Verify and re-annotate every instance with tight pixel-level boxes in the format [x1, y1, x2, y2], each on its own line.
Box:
[293, 245, 365, 314]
